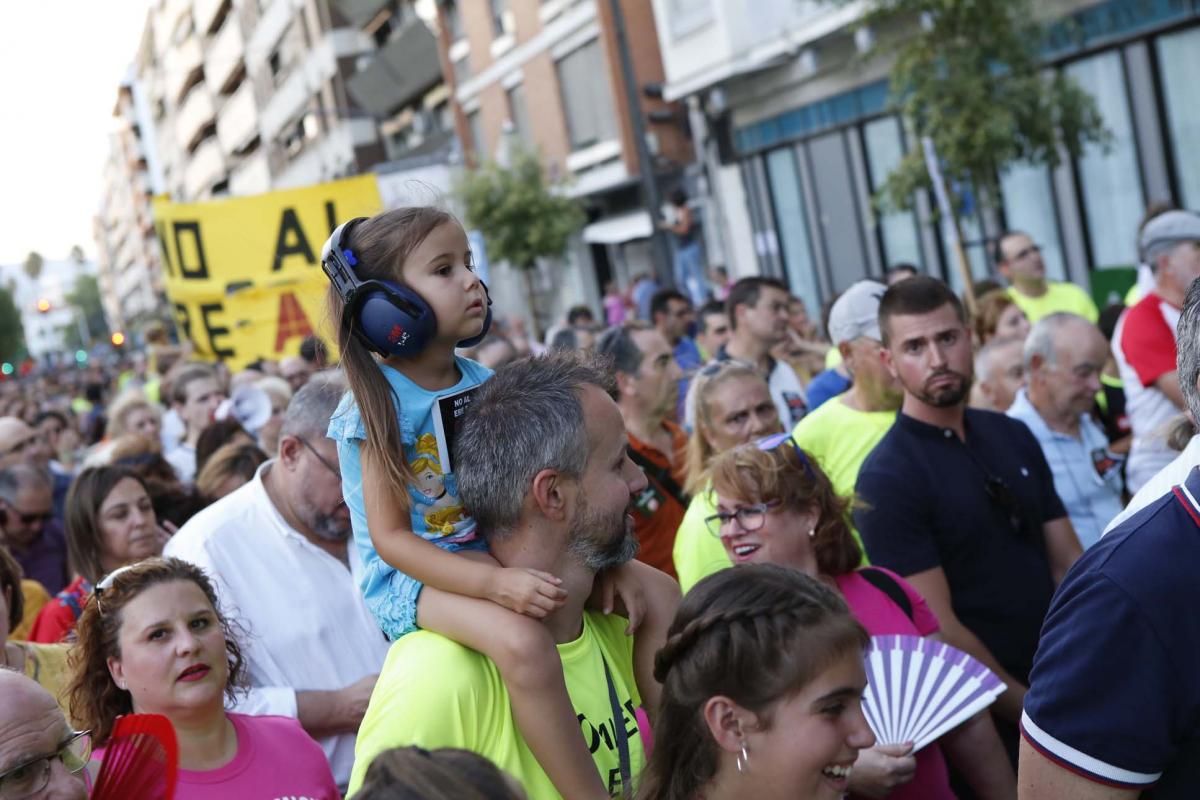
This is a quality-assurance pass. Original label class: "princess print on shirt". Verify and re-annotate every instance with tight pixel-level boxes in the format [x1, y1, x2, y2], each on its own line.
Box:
[407, 433, 470, 540]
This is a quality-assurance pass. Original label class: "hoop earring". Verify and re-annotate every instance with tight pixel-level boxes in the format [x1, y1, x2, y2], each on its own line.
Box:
[736, 741, 750, 773]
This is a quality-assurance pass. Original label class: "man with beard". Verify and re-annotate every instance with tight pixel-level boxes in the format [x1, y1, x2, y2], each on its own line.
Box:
[854, 276, 1081, 763]
[794, 280, 902, 512]
[164, 372, 386, 790]
[597, 322, 686, 578]
[348, 351, 679, 799]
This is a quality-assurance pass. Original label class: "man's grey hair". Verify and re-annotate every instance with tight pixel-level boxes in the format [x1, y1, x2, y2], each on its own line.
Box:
[1023, 312, 1090, 370]
[1177, 278, 1200, 422]
[0, 464, 51, 505]
[278, 370, 348, 446]
[456, 351, 618, 539]
[975, 336, 1023, 383]
[594, 322, 650, 376]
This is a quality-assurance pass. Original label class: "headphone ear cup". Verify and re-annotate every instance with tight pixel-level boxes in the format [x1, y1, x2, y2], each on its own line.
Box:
[353, 281, 437, 357]
[457, 281, 494, 349]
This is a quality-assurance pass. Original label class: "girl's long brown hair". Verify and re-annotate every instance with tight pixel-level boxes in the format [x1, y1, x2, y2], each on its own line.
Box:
[638, 563, 868, 800]
[66, 557, 247, 746]
[326, 207, 457, 509]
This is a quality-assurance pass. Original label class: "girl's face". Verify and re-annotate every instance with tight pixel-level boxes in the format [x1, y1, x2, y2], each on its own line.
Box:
[996, 303, 1031, 342]
[741, 649, 875, 800]
[401, 222, 487, 346]
[97, 478, 161, 574]
[107, 580, 229, 717]
[125, 407, 160, 440]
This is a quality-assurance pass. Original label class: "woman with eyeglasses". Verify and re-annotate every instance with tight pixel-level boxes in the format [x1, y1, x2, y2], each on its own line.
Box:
[673, 361, 782, 591]
[66, 557, 339, 799]
[0, 670, 90, 800]
[703, 436, 1016, 800]
[27, 467, 170, 644]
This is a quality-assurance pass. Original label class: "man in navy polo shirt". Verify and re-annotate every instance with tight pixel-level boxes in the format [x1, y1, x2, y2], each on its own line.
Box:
[1018, 278, 1200, 798]
[854, 276, 1083, 759]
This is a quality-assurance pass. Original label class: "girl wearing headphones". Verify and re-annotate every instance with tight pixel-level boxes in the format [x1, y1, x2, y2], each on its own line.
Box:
[323, 208, 647, 800]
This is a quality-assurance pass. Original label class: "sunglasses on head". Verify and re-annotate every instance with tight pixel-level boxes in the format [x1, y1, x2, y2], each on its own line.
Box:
[752, 432, 815, 477]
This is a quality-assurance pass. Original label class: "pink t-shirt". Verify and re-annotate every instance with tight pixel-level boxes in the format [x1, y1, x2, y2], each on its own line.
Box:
[835, 568, 955, 800]
[95, 713, 339, 800]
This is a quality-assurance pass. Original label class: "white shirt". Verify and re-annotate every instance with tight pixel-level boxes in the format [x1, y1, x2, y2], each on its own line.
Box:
[165, 443, 196, 484]
[1105, 434, 1200, 535]
[164, 462, 390, 787]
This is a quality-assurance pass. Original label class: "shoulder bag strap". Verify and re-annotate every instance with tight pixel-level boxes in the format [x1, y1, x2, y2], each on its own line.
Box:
[603, 657, 632, 799]
[627, 447, 689, 508]
[857, 567, 914, 623]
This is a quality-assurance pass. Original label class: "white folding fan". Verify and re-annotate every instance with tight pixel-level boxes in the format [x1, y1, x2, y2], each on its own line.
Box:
[861, 635, 1006, 752]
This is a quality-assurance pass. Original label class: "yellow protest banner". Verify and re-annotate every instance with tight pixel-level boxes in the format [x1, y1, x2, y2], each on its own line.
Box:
[152, 174, 382, 369]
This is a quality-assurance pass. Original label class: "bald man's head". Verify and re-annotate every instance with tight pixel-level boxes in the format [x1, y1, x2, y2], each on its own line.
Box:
[0, 671, 87, 799]
[0, 418, 48, 471]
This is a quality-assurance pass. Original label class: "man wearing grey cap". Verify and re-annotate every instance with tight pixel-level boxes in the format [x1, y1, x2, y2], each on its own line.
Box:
[1112, 210, 1200, 492]
[793, 280, 902, 507]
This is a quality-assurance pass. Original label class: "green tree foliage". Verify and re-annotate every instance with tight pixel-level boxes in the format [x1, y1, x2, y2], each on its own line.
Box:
[66, 273, 109, 345]
[855, 0, 1109, 213]
[0, 285, 26, 362]
[23, 251, 43, 283]
[455, 146, 585, 326]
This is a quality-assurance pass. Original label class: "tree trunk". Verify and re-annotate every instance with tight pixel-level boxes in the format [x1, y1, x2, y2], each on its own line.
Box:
[520, 262, 543, 341]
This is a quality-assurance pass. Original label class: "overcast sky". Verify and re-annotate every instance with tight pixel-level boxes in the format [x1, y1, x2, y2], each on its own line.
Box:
[0, 2, 151, 265]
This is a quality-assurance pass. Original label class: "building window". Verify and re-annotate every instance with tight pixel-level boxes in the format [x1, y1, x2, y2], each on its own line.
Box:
[1000, 162, 1067, 281]
[1157, 27, 1200, 209]
[666, 0, 714, 40]
[556, 39, 619, 151]
[507, 83, 531, 142]
[467, 110, 484, 158]
[765, 148, 820, 306]
[1066, 51, 1144, 269]
[442, 0, 465, 41]
[861, 116, 924, 270]
[490, 0, 513, 37]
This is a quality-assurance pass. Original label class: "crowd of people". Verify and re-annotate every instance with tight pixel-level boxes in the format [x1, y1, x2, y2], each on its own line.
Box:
[2, 203, 1200, 800]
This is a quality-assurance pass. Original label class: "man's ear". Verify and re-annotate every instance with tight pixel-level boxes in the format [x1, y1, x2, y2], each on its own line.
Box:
[277, 436, 303, 470]
[530, 467, 571, 522]
[702, 695, 758, 755]
[881, 345, 898, 380]
[615, 371, 637, 400]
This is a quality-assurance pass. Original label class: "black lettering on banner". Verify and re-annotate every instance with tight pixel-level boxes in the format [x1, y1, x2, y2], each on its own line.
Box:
[324, 200, 338, 234]
[173, 303, 192, 344]
[271, 207, 316, 271]
[173, 221, 209, 279]
[607, 767, 624, 796]
[199, 302, 236, 360]
[156, 221, 175, 278]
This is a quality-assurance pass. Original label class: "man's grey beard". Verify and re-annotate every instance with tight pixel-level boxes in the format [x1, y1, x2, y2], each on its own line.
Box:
[305, 503, 352, 542]
[567, 503, 639, 572]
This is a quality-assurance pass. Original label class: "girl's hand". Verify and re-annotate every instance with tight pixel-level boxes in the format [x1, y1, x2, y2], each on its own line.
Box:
[847, 743, 917, 798]
[488, 567, 567, 618]
[590, 563, 646, 635]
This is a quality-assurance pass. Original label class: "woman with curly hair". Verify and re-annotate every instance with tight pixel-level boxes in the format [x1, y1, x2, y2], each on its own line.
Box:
[65, 557, 338, 798]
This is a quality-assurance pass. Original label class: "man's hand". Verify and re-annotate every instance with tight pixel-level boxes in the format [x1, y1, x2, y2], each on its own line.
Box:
[487, 567, 568, 618]
[337, 674, 379, 730]
[848, 743, 918, 798]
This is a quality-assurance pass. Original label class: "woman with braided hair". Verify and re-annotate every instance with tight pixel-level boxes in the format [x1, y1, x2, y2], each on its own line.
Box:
[697, 435, 1016, 800]
[638, 563, 875, 800]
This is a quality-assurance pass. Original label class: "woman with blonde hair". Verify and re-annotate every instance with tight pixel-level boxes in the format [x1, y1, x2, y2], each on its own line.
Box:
[674, 361, 783, 590]
[104, 389, 163, 441]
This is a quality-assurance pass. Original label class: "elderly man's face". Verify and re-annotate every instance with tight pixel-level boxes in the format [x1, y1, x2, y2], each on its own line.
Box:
[0, 482, 53, 549]
[285, 434, 350, 543]
[0, 674, 88, 799]
[566, 386, 647, 571]
[1035, 321, 1108, 420]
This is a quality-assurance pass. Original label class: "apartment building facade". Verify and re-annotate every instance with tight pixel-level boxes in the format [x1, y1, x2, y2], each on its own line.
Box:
[434, 0, 693, 319]
[653, 0, 1200, 309]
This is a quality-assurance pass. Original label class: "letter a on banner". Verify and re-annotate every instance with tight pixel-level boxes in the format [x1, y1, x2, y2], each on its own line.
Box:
[275, 292, 315, 353]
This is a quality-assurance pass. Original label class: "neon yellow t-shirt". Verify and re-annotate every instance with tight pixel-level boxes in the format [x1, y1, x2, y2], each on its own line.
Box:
[673, 487, 731, 594]
[825, 347, 843, 370]
[794, 396, 896, 559]
[347, 612, 645, 798]
[1006, 282, 1098, 323]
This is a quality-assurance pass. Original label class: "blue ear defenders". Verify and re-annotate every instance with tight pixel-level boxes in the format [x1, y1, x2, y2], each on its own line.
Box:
[320, 217, 493, 357]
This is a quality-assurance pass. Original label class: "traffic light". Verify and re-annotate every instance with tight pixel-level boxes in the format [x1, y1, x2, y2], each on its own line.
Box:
[111, 331, 126, 347]
[36, 298, 50, 313]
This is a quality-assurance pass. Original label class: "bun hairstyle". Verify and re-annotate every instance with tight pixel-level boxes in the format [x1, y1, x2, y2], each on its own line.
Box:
[638, 564, 868, 800]
[356, 746, 524, 800]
